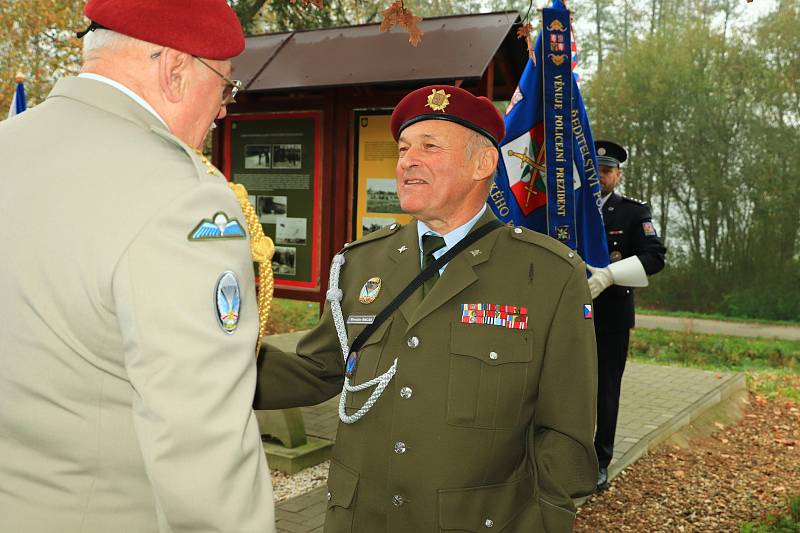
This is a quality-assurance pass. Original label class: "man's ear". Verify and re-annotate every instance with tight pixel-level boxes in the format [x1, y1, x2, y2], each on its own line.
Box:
[158, 48, 192, 104]
[473, 146, 500, 182]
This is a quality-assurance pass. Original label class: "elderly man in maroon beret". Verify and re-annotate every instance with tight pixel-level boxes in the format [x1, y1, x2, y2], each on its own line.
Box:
[255, 85, 598, 532]
[0, 1, 275, 532]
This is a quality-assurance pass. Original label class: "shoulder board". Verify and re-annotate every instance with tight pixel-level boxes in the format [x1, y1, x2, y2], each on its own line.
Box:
[621, 195, 648, 206]
[150, 126, 223, 182]
[341, 223, 402, 253]
[507, 225, 582, 266]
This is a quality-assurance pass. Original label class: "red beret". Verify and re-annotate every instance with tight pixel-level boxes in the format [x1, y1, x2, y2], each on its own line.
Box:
[390, 85, 505, 147]
[83, 0, 245, 60]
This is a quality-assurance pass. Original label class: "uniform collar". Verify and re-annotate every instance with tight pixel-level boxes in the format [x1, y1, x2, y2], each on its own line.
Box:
[78, 73, 168, 128]
[48, 76, 168, 132]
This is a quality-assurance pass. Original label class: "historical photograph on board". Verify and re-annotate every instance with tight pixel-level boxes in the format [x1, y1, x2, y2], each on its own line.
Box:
[257, 195, 287, 223]
[272, 246, 297, 276]
[272, 144, 302, 169]
[365, 178, 402, 214]
[362, 216, 396, 236]
[276, 217, 307, 246]
[244, 144, 271, 169]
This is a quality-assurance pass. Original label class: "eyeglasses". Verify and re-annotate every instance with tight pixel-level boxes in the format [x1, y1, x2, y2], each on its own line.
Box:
[194, 56, 242, 106]
[149, 50, 242, 106]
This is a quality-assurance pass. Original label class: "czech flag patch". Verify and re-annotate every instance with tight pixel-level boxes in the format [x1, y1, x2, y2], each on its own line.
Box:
[583, 304, 593, 319]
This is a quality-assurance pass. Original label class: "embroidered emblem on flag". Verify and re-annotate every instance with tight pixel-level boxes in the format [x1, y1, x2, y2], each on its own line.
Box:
[584, 304, 593, 319]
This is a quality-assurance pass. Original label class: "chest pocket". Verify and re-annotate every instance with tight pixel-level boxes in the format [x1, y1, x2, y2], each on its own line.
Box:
[447, 322, 532, 430]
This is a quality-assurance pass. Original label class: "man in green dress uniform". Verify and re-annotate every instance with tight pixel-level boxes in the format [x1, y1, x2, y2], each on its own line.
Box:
[257, 85, 598, 532]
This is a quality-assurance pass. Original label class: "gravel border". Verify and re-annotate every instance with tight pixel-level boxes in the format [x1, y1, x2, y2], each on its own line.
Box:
[271, 461, 330, 503]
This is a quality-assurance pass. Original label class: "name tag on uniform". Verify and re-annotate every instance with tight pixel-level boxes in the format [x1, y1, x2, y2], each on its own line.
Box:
[347, 314, 376, 325]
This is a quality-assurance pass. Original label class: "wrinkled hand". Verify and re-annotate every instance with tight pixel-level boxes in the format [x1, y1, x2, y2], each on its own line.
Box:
[587, 264, 614, 299]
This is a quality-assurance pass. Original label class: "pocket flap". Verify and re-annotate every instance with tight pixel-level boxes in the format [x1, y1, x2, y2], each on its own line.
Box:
[326, 459, 359, 509]
[438, 475, 534, 531]
[450, 322, 532, 365]
[346, 315, 394, 350]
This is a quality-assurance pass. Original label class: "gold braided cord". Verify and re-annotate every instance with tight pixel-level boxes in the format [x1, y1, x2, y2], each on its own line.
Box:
[228, 182, 275, 358]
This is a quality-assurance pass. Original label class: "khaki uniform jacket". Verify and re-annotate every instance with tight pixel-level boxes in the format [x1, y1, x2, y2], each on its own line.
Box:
[256, 210, 598, 532]
[0, 77, 275, 533]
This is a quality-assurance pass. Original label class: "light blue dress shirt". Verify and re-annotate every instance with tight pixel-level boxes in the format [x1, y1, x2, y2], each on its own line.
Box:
[416, 204, 487, 275]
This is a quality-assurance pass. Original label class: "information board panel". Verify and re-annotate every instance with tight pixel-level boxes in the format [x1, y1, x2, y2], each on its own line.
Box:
[353, 110, 413, 239]
[225, 112, 322, 289]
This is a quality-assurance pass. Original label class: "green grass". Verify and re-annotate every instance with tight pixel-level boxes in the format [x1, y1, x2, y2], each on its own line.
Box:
[740, 496, 800, 532]
[629, 328, 800, 400]
[266, 298, 320, 335]
[638, 308, 800, 327]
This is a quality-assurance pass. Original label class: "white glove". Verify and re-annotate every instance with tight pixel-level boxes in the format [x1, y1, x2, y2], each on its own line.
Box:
[587, 264, 614, 299]
[587, 256, 649, 299]
[608, 256, 648, 287]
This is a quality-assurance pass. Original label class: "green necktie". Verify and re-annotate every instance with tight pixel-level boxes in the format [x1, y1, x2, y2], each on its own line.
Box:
[421, 233, 446, 296]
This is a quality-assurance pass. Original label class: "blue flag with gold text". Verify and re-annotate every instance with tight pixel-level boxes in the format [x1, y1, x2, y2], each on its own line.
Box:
[487, 0, 609, 267]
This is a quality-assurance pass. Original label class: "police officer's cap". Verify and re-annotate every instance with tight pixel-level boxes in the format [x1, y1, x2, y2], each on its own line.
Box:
[595, 140, 627, 168]
[76, 0, 245, 60]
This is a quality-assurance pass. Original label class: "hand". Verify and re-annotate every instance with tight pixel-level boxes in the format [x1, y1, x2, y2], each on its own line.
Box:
[587, 264, 614, 299]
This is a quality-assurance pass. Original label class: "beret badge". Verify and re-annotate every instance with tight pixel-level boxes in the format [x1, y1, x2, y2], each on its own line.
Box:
[425, 89, 451, 112]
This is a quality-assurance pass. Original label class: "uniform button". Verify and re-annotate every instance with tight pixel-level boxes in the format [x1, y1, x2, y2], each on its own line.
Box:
[326, 491, 332, 501]
[394, 441, 406, 454]
[613, 241, 618, 245]
[489, 351, 498, 360]
[400, 386, 413, 399]
[392, 494, 405, 507]
[406, 336, 419, 348]
[390, 223, 398, 230]
[485, 518, 494, 528]
[513, 227, 523, 234]
[568, 252, 575, 258]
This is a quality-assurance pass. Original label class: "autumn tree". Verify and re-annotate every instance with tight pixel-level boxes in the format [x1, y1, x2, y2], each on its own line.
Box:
[0, 0, 84, 112]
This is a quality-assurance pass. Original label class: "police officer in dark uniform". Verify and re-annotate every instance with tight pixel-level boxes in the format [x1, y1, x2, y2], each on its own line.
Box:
[586, 140, 666, 491]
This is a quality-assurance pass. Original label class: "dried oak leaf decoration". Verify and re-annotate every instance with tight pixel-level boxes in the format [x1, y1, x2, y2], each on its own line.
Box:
[516, 22, 535, 63]
[380, 1, 424, 47]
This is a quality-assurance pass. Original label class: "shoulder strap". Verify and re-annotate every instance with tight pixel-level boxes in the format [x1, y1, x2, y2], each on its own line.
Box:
[349, 219, 503, 354]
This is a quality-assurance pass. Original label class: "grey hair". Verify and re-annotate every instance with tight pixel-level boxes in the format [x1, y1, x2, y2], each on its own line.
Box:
[82, 29, 145, 61]
[465, 131, 498, 182]
[464, 130, 494, 159]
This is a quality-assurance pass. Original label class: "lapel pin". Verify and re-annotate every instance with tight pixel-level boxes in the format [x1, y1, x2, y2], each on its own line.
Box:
[398, 245, 408, 254]
[469, 249, 482, 257]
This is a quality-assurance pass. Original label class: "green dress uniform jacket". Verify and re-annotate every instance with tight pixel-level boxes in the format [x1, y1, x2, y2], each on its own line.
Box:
[0, 77, 275, 533]
[256, 210, 598, 532]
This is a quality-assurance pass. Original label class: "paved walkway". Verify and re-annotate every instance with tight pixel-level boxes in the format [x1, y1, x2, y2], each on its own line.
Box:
[637, 314, 800, 341]
[266, 330, 746, 533]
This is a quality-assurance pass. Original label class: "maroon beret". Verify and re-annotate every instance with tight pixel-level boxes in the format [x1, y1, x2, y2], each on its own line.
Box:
[390, 85, 505, 147]
[83, 0, 245, 60]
